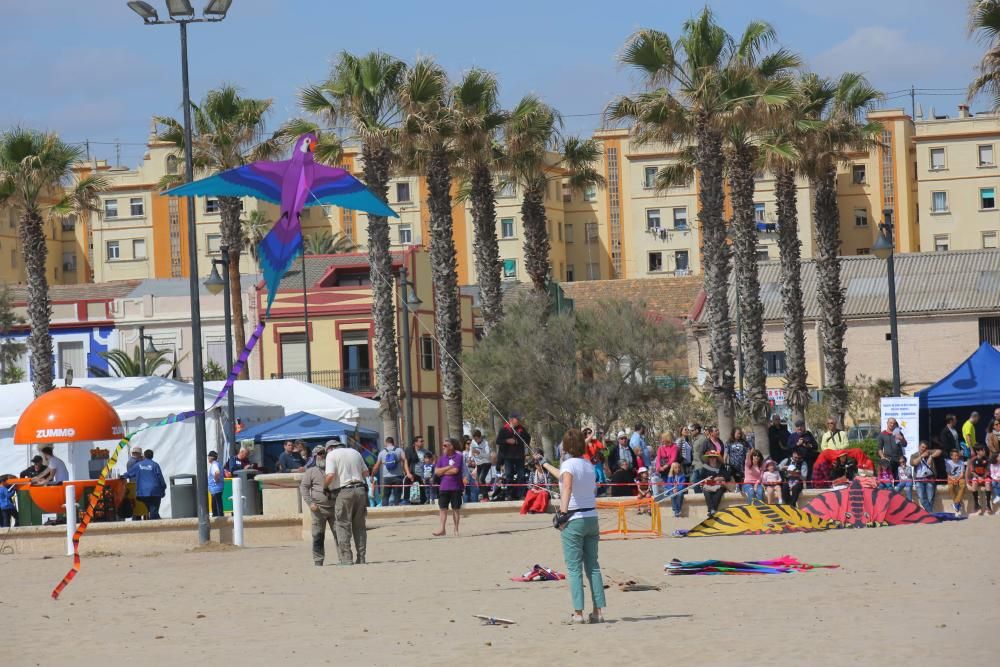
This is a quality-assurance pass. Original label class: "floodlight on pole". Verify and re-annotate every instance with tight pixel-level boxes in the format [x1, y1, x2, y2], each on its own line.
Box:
[166, 0, 195, 18]
[127, 1, 159, 21]
[203, 0, 233, 18]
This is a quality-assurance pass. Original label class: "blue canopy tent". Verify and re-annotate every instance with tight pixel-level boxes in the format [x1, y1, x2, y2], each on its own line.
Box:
[237, 411, 379, 472]
[915, 341, 1000, 448]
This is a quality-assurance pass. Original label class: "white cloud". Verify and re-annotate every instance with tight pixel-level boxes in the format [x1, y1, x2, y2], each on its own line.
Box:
[810, 26, 949, 83]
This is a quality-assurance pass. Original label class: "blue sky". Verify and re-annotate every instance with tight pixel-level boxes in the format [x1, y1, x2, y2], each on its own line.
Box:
[0, 0, 982, 166]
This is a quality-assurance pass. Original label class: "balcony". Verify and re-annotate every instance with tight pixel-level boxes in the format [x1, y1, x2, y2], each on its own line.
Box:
[63, 262, 77, 272]
[270, 368, 374, 393]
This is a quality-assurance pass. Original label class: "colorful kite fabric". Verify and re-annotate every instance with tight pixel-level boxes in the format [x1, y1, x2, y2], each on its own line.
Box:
[684, 503, 836, 537]
[665, 555, 838, 575]
[802, 479, 941, 528]
[511, 564, 567, 582]
[164, 133, 398, 315]
[51, 322, 265, 600]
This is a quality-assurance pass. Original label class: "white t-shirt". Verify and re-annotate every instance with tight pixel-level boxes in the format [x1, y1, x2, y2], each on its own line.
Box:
[324, 447, 368, 489]
[469, 438, 491, 466]
[559, 457, 597, 521]
[47, 455, 70, 483]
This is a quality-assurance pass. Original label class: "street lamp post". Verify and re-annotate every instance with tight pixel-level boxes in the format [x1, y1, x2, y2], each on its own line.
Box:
[137, 325, 157, 376]
[301, 252, 312, 383]
[127, 0, 233, 544]
[205, 246, 237, 456]
[872, 208, 901, 397]
[397, 266, 422, 446]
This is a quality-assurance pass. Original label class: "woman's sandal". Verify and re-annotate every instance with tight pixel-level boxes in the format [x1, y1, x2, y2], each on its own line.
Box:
[567, 613, 587, 625]
[588, 611, 605, 624]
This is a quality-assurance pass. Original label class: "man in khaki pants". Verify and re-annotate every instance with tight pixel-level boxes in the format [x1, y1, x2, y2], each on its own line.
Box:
[324, 437, 369, 565]
[299, 446, 337, 566]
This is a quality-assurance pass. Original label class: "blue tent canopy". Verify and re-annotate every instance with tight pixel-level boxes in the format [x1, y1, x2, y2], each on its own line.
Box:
[238, 410, 379, 444]
[915, 342, 1000, 409]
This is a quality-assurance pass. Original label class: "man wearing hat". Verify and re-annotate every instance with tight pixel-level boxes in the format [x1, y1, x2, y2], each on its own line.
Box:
[300, 445, 338, 565]
[324, 438, 368, 565]
[19, 455, 47, 479]
[496, 412, 531, 501]
[126, 446, 144, 473]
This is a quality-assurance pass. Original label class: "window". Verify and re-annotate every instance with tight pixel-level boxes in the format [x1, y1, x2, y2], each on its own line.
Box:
[852, 164, 866, 184]
[583, 184, 597, 202]
[929, 147, 946, 170]
[10, 249, 15, 268]
[396, 182, 411, 203]
[106, 240, 120, 261]
[931, 191, 948, 213]
[558, 222, 563, 241]
[672, 207, 688, 230]
[674, 250, 689, 272]
[978, 144, 994, 167]
[165, 154, 178, 175]
[280, 333, 307, 375]
[333, 271, 370, 287]
[206, 233, 222, 255]
[981, 316, 1000, 346]
[497, 182, 515, 198]
[132, 239, 147, 259]
[500, 217, 515, 239]
[562, 184, 572, 203]
[502, 259, 517, 279]
[129, 197, 144, 217]
[756, 245, 770, 261]
[763, 351, 787, 377]
[980, 187, 996, 210]
[646, 209, 661, 230]
[104, 199, 118, 218]
[586, 262, 600, 280]
[854, 208, 868, 227]
[420, 335, 435, 370]
[57, 341, 85, 381]
[566, 264, 575, 282]
[398, 224, 412, 244]
[934, 234, 949, 252]
[856, 248, 870, 255]
[205, 197, 220, 214]
[565, 223, 574, 243]
[62, 252, 76, 272]
[643, 166, 658, 189]
[983, 231, 999, 249]
[752, 203, 765, 225]
[585, 222, 599, 242]
[648, 251, 663, 272]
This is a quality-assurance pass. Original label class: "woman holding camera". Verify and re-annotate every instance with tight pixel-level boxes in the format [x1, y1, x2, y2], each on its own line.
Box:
[542, 428, 606, 625]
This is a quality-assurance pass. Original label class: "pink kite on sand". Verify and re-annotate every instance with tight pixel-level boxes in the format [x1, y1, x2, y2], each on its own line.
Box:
[511, 565, 566, 582]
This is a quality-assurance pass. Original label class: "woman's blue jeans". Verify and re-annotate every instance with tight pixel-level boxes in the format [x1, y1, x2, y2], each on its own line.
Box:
[742, 483, 764, 503]
[560, 516, 606, 612]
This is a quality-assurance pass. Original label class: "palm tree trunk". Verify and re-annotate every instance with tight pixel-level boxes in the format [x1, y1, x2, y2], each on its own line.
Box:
[727, 143, 769, 447]
[20, 208, 53, 396]
[362, 144, 401, 444]
[521, 175, 550, 291]
[775, 166, 809, 423]
[219, 196, 248, 379]
[426, 145, 463, 439]
[470, 163, 503, 333]
[696, 115, 735, 437]
[812, 165, 848, 424]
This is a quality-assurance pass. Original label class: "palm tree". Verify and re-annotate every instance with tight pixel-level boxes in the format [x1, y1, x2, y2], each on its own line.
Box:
[0, 129, 103, 396]
[451, 68, 507, 333]
[299, 51, 407, 443]
[303, 230, 357, 255]
[156, 85, 279, 379]
[797, 72, 882, 423]
[399, 58, 464, 439]
[240, 209, 270, 270]
[969, 0, 1000, 109]
[561, 135, 606, 213]
[504, 95, 560, 291]
[88, 345, 183, 378]
[609, 8, 777, 436]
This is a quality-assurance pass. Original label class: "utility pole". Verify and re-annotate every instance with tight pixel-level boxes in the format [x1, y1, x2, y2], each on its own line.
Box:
[910, 86, 916, 120]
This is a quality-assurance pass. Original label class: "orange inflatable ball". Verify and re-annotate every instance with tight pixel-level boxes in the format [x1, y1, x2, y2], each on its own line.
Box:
[13, 387, 124, 445]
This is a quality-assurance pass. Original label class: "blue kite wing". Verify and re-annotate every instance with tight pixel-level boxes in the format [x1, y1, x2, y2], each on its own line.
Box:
[304, 163, 399, 218]
[163, 161, 287, 204]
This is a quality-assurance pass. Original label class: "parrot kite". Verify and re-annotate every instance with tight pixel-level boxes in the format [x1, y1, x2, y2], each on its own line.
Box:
[165, 133, 398, 314]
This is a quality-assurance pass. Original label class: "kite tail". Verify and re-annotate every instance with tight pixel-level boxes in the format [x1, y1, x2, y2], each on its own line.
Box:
[259, 222, 303, 316]
[51, 322, 266, 600]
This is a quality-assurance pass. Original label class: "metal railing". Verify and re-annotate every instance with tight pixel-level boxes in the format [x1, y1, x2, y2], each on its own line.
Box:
[270, 368, 375, 393]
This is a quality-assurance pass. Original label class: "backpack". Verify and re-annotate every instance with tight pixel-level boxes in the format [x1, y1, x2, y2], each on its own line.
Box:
[409, 480, 421, 503]
[383, 447, 400, 473]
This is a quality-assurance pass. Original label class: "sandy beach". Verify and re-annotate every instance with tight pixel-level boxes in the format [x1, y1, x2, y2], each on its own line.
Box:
[2, 509, 994, 667]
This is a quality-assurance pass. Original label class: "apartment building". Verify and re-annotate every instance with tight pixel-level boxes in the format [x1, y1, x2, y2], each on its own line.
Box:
[915, 106, 1000, 253]
[0, 194, 88, 287]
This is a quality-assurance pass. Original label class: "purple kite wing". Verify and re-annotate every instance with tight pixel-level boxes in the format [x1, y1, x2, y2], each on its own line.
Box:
[164, 160, 287, 204]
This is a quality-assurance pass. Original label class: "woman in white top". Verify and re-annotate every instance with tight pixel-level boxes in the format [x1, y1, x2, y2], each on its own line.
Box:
[542, 428, 606, 624]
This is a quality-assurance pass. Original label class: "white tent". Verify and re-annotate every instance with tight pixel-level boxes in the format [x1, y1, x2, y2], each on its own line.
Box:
[0, 377, 284, 518]
[206, 379, 381, 437]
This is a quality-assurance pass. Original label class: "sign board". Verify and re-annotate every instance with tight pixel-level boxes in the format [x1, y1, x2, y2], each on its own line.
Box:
[767, 389, 786, 405]
[879, 397, 920, 459]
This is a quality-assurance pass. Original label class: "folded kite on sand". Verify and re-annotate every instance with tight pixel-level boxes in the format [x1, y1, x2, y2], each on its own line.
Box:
[802, 479, 941, 527]
[511, 564, 566, 582]
[665, 555, 839, 575]
[684, 503, 835, 537]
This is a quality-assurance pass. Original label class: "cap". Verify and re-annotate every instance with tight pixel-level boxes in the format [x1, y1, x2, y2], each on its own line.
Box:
[636, 466, 648, 474]
[31, 455, 43, 464]
[132, 447, 142, 454]
[326, 437, 344, 448]
[508, 411, 522, 420]
[312, 445, 327, 456]
[208, 450, 218, 458]
[617, 431, 627, 439]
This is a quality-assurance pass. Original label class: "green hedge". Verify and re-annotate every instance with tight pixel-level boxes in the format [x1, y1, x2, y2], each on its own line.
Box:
[855, 439, 880, 463]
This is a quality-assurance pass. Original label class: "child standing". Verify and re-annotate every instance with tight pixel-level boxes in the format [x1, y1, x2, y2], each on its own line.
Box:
[877, 459, 894, 490]
[663, 462, 687, 518]
[945, 448, 967, 516]
[990, 452, 1000, 509]
[966, 444, 992, 515]
[421, 452, 437, 504]
[894, 455, 913, 502]
[761, 460, 782, 505]
[635, 467, 652, 514]
[0, 476, 17, 528]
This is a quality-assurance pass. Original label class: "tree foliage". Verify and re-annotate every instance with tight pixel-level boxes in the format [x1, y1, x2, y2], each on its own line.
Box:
[0, 284, 26, 384]
[89, 345, 182, 378]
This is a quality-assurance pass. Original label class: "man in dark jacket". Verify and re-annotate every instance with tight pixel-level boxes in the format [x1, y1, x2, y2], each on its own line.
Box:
[496, 412, 530, 500]
[786, 420, 818, 479]
[767, 415, 791, 461]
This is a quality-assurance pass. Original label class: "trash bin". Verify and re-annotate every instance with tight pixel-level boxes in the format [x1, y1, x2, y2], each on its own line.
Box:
[170, 474, 197, 519]
[233, 469, 262, 516]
